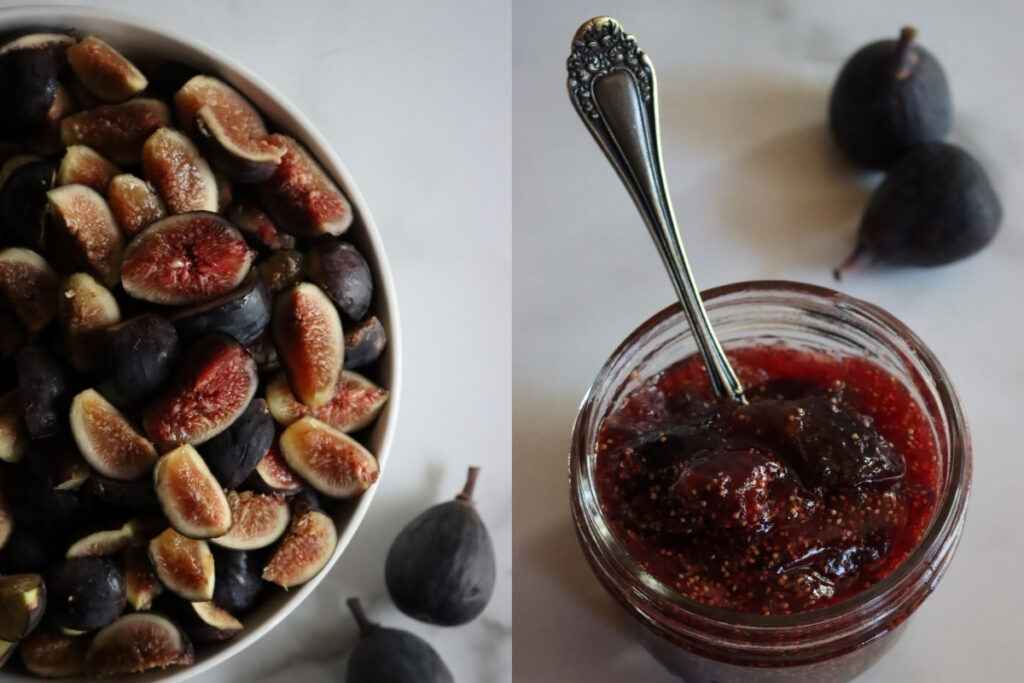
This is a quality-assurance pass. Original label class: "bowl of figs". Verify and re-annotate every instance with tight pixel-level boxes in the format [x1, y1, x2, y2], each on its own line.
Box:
[0, 5, 400, 680]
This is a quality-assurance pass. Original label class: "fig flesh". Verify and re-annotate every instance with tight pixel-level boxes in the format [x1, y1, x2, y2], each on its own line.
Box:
[273, 282, 344, 408]
[58, 272, 121, 372]
[0, 489, 10, 549]
[124, 546, 163, 610]
[46, 184, 124, 288]
[143, 335, 258, 449]
[48, 557, 126, 631]
[171, 272, 271, 346]
[199, 397, 275, 489]
[57, 145, 119, 192]
[142, 127, 218, 214]
[16, 345, 70, 439]
[0, 33, 74, 133]
[85, 612, 194, 675]
[147, 528, 215, 601]
[65, 519, 147, 558]
[177, 600, 243, 643]
[212, 548, 262, 614]
[0, 391, 27, 463]
[212, 490, 290, 550]
[261, 507, 336, 589]
[153, 444, 232, 539]
[0, 573, 46, 641]
[279, 417, 379, 498]
[70, 388, 157, 480]
[121, 212, 254, 305]
[18, 629, 90, 677]
[61, 98, 171, 164]
[267, 370, 389, 433]
[0, 247, 59, 333]
[306, 240, 373, 320]
[67, 35, 147, 103]
[344, 315, 387, 369]
[106, 173, 166, 237]
[101, 314, 179, 405]
[385, 467, 496, 626]
[0, 159, 55, 250]
[250, 441, 304, 495]
[345, 597, 454, 683]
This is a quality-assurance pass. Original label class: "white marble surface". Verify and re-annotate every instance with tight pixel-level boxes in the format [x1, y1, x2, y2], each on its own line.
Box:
[513, 1, 1023, 681]
[19, 0, 512, 681]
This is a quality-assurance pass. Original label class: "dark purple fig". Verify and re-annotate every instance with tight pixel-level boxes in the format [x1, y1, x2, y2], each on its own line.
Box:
[147, 528, 214, 601]
[346, 597, 454, 683]
[228, 199, 295, 251]
[46, 183, 124, 288]
[121, 212, 254, 306]
[0, 247, 59, 333]
[246, 329, 280, 374]
[345, 315, 387, 370]
[249, 440, 304, 496]
[57, 144, 119, 192]
[385, 467, 496, 626]
[19, 629, 90, 677]
[0, 159, 56, 250]
[262, 506, 336, 589]
[6, 445, 87, 530]
[168, 599, 243, 643]
[212, 548, 263, 614]
[0, 573, 46, 641]
[61, 98, 171, 164]
[0, 312, 27, 360]
[199, 397, 275, 489]
[143, 335, 258, 449]
[279, 417, 379, 498]
[306, 240, 372, 320]
[273, 282, 344, 408]
[58, 272, 121, 372]
[124, 546, 162, 610]
[85, 613, 194, 675]
[106, 173, 166, 237]
[142, 127, 218, 214]
[71, 388, 157, 480]
[153, 444, 232, 539]
[257, 248, 304, 293]
[836, 143, 1002, 276]
[267, 370, 389, 433]
[258, 134, 353, 237]
[48, 556, 126, 631]
[84, 473, 160, 513]
[145, 60, 199, 100]
[830, 27, 952, 169]
[0, 33, 74, 133]
[67, 35, 147, 103]
[0, 527, 55, 574]
[212, 490, 289, 550]
[16, 345, 69, 439]
[171, 273, 271, 346]
[25, 83, 77, 156]
[0, 390, 27, 463]
[216, 171, 233, 211]
[100, 314, 179, 405]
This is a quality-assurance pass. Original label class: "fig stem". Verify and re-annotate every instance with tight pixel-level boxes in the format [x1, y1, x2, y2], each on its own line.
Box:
[346, 597, 375, 636]
[894, 26, 918, 79]
[833, 242, 867, 281]
[457, 466, 482, 503]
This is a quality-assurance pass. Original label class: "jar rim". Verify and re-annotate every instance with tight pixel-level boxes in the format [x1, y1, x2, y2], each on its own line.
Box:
[570, 280, 972, 640]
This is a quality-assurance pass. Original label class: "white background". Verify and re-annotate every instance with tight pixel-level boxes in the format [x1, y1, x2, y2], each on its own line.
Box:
[17, 0, 513, 681]
[514, 1, 1022, 681]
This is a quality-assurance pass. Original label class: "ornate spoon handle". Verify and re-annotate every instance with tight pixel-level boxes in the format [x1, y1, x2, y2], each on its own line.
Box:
[566, 16, 745, 403]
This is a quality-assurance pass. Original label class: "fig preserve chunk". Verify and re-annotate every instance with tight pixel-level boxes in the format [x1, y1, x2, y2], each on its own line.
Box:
[596, 346, 939, 615]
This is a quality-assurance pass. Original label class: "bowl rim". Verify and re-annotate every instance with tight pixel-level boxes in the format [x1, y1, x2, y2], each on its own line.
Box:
[0, 4, 403, 681]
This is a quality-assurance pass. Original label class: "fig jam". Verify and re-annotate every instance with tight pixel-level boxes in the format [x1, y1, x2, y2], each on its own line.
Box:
[596, 346, 939, 615]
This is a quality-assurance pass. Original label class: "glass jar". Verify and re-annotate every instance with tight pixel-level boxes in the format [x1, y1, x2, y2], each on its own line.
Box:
[569, 281, 971, 683]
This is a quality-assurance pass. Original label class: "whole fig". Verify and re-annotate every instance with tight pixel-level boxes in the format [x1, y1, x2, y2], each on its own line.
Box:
[345, 598, 453, 683]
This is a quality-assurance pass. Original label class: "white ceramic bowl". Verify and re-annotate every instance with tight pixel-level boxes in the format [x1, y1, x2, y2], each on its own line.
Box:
[0, 5, 402, 681]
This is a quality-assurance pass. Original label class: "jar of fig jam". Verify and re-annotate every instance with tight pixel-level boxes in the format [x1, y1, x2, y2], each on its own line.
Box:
[570, 281, 971, 682]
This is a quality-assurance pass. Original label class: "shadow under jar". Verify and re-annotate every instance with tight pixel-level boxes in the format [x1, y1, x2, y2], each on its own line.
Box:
[570, 281, 971, 683]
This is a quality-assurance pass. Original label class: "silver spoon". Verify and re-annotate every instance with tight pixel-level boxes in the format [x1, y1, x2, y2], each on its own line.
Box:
[567, 16, 746, 403]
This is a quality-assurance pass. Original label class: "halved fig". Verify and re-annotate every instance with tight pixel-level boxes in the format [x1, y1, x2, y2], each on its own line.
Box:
[212, 491, 289, 550]
[71, 388, 157, 480]
[16, 345, 70, 439]
[279, 417, 379, 498]
[212, 548, 262, 614]
[142, 127, 217, 214]
[58, 272, 121, 372]
[18, 629, 89, 678]
[305, 239, 373, 320]
[0, 574, 45, 641]
[257, 248, 304, 293]
[0, 391, 27, 463]
[67, 35, 147, 103]
[258, 135, 353, 237]
[26, 83, 77, 155]
[66, 519, 149, 559]
[0, 33, 74, 132]
[61, 98, 171, 164]
[143, 335, 258, 449]
[147, 528, 215, 601]
[153, 444, 232, 539]
[266, 370, 389, 433]
[251, 440, 304, 495]
[85, 613, 194, 675]
[106, 173, 165, 237]
[47, 557, 126, 631]
[0, 638, 13, 667]
[179, 601, 243, 643]
[0, 489, 11, 550]
[57, 145, 119, 192]
[100, 314, 179, 405]
[84, 474, 160, 513]
[0, 247, 59, 333]
[200, 397, 275, 489]
[273, 282, 344, 408]
[171, 273, 271, 346]
[51, 450, 90, 492]
[344, 315, 387, 369]
[46, 184, 124, 287]
[0, 158, 54, 250]
[262, 508, 337, 589]
[228, 199, 295, 251]
[121, 212, 253, 305]
[124, 547, 162, 610]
